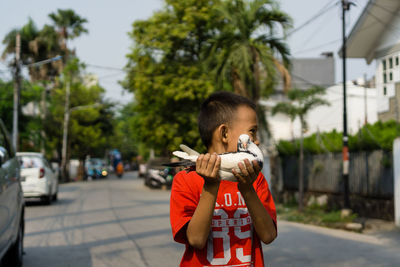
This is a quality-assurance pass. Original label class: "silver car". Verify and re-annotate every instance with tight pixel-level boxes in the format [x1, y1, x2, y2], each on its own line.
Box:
[0, 119, 24, 267]
[17, 152, 59, 204]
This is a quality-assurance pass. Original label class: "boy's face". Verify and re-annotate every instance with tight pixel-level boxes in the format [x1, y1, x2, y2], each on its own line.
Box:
[226, 105, 259, 152]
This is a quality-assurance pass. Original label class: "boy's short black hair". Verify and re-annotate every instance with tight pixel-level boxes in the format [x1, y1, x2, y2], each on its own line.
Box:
[198, 91, 256, 148]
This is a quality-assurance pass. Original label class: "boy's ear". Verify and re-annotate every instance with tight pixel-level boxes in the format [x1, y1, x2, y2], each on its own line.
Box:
[217, 124, 229, 144]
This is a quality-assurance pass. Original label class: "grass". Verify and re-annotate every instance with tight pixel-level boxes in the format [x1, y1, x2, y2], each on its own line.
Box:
[276, 202, 358, 230]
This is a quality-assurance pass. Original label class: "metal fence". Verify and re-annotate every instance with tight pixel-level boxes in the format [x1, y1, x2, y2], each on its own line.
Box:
[281, 150, 393, 199]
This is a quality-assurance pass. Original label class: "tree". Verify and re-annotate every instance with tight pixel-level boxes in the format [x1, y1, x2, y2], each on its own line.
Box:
[207, 0, 292, 101]
[124, 0, 219, 155]
[272, 86, 329, 211]
[111, 103, 139, 160]
[1, 18, 39, 65]
[0, 78, 44, 150]
[46, 59, 114, 167]
[2, 19, 62, 82]
[48, 9, 88, 60]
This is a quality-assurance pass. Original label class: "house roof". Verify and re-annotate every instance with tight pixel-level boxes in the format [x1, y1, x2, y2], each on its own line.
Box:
[344, 0, 400, 63]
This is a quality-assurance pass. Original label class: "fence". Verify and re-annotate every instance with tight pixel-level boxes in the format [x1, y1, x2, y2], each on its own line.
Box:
[280, 150, 393, 199]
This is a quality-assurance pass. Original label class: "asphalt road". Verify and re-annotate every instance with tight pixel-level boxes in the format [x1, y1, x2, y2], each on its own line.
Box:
[23, 172, 400, 267]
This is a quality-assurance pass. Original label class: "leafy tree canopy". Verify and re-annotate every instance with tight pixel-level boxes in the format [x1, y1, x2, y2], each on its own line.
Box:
[124, 0, 219, 155]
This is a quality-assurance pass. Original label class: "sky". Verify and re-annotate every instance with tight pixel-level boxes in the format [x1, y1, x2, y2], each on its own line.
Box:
[0, 0, 375, 105]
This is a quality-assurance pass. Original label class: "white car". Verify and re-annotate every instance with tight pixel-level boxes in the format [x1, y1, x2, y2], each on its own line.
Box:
[16, 152, 58, 204]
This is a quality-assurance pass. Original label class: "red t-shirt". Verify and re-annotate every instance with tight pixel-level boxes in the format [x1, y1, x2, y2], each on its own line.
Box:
[170, 170, 277, 267]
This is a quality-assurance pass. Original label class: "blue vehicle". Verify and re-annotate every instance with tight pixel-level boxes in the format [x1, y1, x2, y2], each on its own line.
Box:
[85, 158, 108, 180]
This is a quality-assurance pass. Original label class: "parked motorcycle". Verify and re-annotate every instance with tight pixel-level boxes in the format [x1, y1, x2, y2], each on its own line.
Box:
[144, 167, 174, 189]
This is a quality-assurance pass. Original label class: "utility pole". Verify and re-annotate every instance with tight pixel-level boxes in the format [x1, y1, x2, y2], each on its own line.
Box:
[61, 80, 70, 182]
[12, 33, 21, 152]
[342, 0, 352, 209]
[363, 73, 368, 125]
[40, 83, 47, 154]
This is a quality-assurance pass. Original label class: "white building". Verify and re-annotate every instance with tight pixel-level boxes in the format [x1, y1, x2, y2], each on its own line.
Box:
[345, 0, 400, 122]
[263, 81, 377, 141]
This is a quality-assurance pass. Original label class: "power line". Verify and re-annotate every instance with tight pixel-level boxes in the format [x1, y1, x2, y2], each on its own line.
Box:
[298, 10, 338, 48]
[86, 64, 124, 72]
[287, 0, 340, 36]
[292, 39, 341, 55]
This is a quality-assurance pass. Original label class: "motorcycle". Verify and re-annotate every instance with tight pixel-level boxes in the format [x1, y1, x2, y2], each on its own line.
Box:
[144, 167, 174, 189]
[116, 161, 124, 178]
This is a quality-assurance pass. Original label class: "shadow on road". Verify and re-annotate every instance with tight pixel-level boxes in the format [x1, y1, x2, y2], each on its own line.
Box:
[24, 245, 92, 267]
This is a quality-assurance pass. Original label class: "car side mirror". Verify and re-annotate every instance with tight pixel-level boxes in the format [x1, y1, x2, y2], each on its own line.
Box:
[0, 146, 7, 167]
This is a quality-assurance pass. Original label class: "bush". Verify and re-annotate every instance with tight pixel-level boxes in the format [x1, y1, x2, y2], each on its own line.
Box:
[276, 120, 400, 156]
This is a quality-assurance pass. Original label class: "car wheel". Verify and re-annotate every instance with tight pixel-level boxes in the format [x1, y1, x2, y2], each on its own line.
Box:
[3, 221, 24, 267]
[42, 194, 52, 205]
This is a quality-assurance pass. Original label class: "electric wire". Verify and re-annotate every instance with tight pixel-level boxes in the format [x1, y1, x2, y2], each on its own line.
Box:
[287, 0, 341, 37]
[292, 39, 341, 55]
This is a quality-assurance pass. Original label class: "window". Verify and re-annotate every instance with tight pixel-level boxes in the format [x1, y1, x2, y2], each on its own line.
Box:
[384, 86, 387, 95]
[383, 73, 387, 83]
[389, 57, 393, 69]
[390, 72, 393, 81]
[19, 156, 43, 169]
[383, 59, 387, 70]
[396, 56, 399, 66]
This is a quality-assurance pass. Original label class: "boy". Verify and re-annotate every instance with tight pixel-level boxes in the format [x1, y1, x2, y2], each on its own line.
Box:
[170, 91, 277, 266]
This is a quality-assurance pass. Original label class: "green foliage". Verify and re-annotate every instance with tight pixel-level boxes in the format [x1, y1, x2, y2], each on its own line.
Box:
[111, 103, 139, 160]
[48, 9, 88, 40]
[277, 203, 357, 229]
[276, 120, 400, 156]
[46, 58, 114, 160]
[272, 86, 330, 130]
[0, 78, 43, 150]
[1, 10, 115, 175]
[124, 0, 293, 155]
[124, 0, 219, 155]
[207, 0, 292, 101]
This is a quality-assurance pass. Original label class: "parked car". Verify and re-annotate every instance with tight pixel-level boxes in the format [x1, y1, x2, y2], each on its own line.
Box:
[0, 119, 24, 267]
[17, 152, 59, 204]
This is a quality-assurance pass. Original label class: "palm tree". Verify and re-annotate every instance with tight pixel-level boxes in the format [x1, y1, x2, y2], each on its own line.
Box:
[2, 18, 39, 66]
[28, 24, 63, 82]
[48, 9, 88, 182]
[2, 19, 62, 82]
[208, 0, 292, 102]
[272, 86, 330, 211]
[48, 9, 88, 61]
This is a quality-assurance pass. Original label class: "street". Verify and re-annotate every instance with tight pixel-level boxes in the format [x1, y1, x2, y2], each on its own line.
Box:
[23, 172, 400, 267]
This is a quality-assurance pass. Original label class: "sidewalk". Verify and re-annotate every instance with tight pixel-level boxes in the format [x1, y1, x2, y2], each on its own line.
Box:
[362, 218, 400, 248]
[265, 220, 400, 267]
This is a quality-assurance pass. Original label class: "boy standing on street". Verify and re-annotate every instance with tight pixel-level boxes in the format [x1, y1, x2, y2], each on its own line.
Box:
[170, 91, 277, 266]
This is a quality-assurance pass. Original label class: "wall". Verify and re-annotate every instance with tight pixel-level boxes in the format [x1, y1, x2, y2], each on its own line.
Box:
[276, 150, 394, 220]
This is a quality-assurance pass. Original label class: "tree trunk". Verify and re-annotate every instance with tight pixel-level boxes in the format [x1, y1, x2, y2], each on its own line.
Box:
[298, 124, 304, 212]
[273, 58, 291, 94]
[232, 68, 248, 98]
[251, 47, 261, 103]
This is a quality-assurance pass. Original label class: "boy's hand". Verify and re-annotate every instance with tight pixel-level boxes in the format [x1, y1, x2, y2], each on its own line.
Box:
[233, 159, 261, 192]
[196, 153, 221, 185]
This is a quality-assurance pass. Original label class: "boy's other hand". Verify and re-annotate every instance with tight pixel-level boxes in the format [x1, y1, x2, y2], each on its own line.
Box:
[233, 159, 261, 192]
[196, 153, 221, 185]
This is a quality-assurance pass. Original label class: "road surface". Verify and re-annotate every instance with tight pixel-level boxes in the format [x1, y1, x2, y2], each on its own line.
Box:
[23, 172, 400, 267]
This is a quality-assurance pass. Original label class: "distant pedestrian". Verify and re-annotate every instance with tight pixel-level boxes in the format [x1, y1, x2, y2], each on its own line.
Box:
[170, 92, 277, 266]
